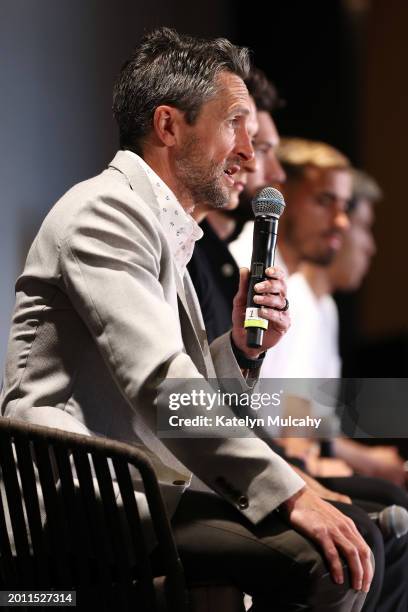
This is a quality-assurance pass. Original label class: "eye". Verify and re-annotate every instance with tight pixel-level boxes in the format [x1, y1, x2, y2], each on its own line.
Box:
[316, 194, 334, 207]
[228, 117, 240, 128]
[254, 143, 272, 157]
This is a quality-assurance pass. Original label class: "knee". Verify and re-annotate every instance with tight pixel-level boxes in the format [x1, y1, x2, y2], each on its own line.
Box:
[306, 550, 375, 611]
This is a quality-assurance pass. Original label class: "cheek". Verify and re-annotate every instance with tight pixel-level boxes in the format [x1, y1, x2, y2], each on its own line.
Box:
[203, 127, 231, 158]
[345, 242, 366, 272]
[247, 163, 264, 189]
[313, 208, 334, 234]
[217, 127, 236, 155]
[227, 191, 240, 209]
[294, 209, 319, 238]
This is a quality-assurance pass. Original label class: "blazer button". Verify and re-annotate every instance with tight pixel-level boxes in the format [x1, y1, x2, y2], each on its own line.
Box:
[237, 496, 249, 510]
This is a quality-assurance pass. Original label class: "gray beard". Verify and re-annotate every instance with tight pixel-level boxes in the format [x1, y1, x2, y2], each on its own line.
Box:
[302, 251, 336, 267]
[174, 138, 229, 210]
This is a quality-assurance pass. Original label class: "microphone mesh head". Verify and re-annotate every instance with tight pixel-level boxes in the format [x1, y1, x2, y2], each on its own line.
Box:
[252, 187, 285, 219]
[380, 505, 408, 539]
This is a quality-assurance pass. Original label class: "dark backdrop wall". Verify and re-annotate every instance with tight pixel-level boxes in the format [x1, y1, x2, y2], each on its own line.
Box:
[234, 0, 408, 374]
[1, 0, 407, 376]
[234, 0, 359, 157]
[0, 0, 233, 371]
[360, 1, 408, 337]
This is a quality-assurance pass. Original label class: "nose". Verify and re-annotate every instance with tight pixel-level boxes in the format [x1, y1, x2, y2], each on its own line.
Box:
[335, 209, 350, 232]
[265, 152, 286, 185]
[235, 125, 255, 163]
[243, 151, 258, 173]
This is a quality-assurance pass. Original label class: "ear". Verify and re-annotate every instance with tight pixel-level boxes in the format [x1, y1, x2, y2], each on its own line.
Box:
[152, 105, 186, 147]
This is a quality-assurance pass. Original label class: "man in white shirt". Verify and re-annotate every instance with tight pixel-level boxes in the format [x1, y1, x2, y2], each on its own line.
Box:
[229, 138, 408, 610]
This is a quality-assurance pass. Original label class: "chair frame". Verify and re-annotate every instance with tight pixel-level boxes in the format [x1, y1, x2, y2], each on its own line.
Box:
[0, 417, 188, 611]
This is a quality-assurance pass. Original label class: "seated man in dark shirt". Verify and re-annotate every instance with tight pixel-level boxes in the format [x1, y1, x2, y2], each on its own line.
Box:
[188, 69, 284, 343]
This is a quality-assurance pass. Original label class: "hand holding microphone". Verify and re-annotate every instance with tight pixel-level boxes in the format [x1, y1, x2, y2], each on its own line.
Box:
[231, 187, 290, 360]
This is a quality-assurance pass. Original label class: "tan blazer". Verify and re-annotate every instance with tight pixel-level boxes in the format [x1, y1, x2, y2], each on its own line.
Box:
[1, 151, 304, 524]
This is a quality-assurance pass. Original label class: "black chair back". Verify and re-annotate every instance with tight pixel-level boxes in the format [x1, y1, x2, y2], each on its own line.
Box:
[0, 417, 188, 611]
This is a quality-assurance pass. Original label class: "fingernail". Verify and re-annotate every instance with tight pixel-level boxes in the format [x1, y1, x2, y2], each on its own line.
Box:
[254, 282, 265, 291]
[266, 267, 281, 277]
[253, 295, 262, 303]
[335, 576, 344, 585]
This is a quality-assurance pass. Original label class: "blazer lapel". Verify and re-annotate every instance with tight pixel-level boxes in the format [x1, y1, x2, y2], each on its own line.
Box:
[109, 151, 158, 213]
[174, 270, 210, 378]
[108, 151, 211, 378]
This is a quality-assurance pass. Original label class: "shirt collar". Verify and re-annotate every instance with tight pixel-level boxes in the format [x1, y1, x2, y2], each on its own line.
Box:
[124, 150, 203, 276]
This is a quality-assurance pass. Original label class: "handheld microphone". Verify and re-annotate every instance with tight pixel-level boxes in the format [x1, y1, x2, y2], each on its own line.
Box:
[245, 187, 285, 349]
[369, 505, 408, 539]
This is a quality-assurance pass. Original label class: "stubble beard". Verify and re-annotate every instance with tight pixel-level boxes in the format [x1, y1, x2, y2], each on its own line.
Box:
[304, 250, 336, 267]
[285, 217, 336, 267]
[174, 136, 230, 210]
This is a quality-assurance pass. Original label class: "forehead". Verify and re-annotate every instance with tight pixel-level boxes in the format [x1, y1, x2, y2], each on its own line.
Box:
[255, 111, 279, 144]
[247, 97, 259, 138]
[351, 198, 375, 226]
[302, 166, 352, 198]
[206, 70, 251, 115]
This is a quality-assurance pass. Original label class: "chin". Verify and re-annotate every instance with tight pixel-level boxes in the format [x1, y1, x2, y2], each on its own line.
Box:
[206, 184, 230, 210]
[305, 249, 336, 267]
[344, 277, 362, 292]
[226, 194, 240, 211]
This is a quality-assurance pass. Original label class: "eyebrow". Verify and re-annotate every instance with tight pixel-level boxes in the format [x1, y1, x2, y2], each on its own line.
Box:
[229, 105, 250, 117]
[318, 191, 349, 209]
[319, 191, 336, 199]
[254, 140, 275, 149]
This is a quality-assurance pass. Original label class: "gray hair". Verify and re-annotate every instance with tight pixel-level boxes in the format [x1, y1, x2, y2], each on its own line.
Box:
[348, 169, 382, 213]
[112, 27, 251, 154]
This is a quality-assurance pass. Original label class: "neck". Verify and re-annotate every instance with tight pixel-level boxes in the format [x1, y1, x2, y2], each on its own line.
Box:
[192, 206, 209, 223]
[278, 241, 301, 275]
[299, 263, 332, 298]
[143, 146, 195, 214]
[206, 210, 237, 240]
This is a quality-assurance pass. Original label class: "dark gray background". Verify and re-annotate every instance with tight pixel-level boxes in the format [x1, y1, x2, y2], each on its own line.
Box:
[1, 0, 407, 376]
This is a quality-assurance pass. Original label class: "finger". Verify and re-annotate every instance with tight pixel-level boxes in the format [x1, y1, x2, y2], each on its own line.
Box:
[334, 533, 364, 591]
[254, 279, 286, 296]
[358, 542, 374, 593]
[253, 294, 287, 310]
[346, 533, 373, 593]
[264, 266, 285, 279]
[318, 535, 345, 586]
[331, 493, 353, 504]
[258, 308, 290, 332]
[233, 268, 250, 306]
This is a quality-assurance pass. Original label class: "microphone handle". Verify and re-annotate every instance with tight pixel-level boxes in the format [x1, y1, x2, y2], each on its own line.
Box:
[245, 216, 278, 349]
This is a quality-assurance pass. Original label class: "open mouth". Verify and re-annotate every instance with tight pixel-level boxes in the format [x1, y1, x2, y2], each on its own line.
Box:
[326, 233, 343, 250]
[224, 164, 240, 185]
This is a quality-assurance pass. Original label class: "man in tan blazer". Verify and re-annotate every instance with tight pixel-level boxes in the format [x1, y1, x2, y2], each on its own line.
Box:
[1, 28, 373, 610]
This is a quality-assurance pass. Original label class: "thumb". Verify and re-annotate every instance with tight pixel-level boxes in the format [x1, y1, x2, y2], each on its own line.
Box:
[234, 267, 250, 306]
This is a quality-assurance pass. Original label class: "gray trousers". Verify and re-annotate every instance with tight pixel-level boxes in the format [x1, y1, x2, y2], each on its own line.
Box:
[168, 489, 374, 612]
